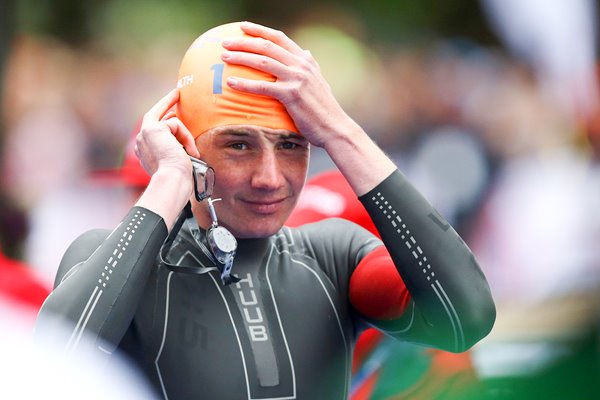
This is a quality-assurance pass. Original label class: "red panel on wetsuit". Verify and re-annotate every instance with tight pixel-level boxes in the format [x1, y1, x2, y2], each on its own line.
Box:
[349, 246, 411, 320]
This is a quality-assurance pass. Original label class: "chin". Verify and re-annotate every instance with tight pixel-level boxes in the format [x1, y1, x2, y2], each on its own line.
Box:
[232, 226, 281, 239]
[227, 218, 286, 239]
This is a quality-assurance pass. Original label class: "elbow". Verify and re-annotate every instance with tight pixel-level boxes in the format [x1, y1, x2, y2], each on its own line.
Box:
[458, 296, 496, 352]
[419, 292, 496, 354]
[432, 287, 496, 353]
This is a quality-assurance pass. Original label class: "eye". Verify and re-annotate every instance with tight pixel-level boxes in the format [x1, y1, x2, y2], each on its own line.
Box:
[280, 141, 298, 150]
[229, 142, 248, 150]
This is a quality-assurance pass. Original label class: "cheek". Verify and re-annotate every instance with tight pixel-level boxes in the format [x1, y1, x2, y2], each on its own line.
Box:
[211, 160, 252, 198]
[290, 172, 306, 192]
[198, 152, 245, 191]
[289, 157, 309, 187]
[214, 168, 246, 192]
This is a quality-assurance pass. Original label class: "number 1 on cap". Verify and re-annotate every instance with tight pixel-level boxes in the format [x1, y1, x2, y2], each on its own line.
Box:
[211, 63, 224, 94]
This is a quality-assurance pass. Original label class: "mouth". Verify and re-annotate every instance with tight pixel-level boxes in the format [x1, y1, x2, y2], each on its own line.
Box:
[241, 198, 288, 214]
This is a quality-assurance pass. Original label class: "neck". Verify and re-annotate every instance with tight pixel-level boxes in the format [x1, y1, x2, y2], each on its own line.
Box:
[189, 199, 272, 254]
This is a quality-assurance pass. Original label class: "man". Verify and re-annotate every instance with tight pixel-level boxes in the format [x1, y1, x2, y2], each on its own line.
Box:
[35, 22, 495, 399]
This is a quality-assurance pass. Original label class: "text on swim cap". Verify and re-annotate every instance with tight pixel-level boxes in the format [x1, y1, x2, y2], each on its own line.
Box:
[178, 74, 194, 88]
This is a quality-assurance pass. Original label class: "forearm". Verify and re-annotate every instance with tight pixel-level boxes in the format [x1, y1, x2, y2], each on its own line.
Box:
[35, 207, 167, 354]
[359, 170, 495, 352]
[136, 166, 193, 231]
[322, 118, 396, 196]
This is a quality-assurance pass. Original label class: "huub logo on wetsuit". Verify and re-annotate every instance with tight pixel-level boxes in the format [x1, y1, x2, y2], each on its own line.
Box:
[234, 273, 269, 342]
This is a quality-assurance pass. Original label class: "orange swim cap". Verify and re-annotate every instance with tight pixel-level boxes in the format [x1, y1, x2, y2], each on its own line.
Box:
[176, 22, 299, 138]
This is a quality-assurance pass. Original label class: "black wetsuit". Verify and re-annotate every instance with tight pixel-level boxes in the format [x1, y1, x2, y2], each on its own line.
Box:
[36, 170, 495, 400]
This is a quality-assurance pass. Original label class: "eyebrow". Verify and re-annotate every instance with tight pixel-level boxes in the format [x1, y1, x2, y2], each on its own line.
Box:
[218, 130, 306, 142]
[219, 131, 251, 138]
[279, 134, 306, 142]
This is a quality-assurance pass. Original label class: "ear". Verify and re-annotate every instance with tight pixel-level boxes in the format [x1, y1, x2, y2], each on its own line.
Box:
[194, 132, 212, 161]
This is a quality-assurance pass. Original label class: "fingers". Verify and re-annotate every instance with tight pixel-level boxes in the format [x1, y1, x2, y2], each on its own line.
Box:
[222, 48, 288, 76]
[163, 117, 200, 158]
[143, 88, 179, 123]
[222, 36, 296, 67]
[141, 88, 198, 155]
[138, 88, 199, 161]
[221, 25, 317, 102]
[226, 77, 279, 98]
[238, 21, 305, 56]
[161, 109, 177, 121]
[223, 23, 318, 72]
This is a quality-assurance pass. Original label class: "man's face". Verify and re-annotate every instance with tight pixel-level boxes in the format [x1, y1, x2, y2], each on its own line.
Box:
[193, 125, 309, 239]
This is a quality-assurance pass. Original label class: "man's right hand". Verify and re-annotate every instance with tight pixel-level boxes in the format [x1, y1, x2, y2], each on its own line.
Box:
[135, 88, 200, 177]
[134, 88, 200, 230]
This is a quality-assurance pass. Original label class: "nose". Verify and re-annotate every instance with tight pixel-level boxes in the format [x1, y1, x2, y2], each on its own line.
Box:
[250, 148, 286, 191]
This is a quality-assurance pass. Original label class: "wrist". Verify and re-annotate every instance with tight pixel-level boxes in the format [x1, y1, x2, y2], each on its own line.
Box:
[323, 121, 396, 196]
[156, 158, 192, 178]
[136, 166, 193, 231]
[152, 166, 193, 192]
[322, 119, 364, 154]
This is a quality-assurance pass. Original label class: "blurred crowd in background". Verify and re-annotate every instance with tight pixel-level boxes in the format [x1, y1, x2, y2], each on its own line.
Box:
[1, 0, 600, 398]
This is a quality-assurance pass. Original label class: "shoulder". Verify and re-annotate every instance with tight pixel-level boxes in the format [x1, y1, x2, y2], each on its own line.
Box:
[284, 218, 382, 260]
[280, 219, 382, 294]
[288, 217, 377, 241]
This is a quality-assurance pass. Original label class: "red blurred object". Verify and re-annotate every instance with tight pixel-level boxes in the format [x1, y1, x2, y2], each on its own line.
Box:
[286, 170, 379, 237]
[0, 247, 50, 324]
